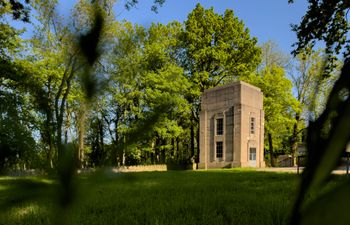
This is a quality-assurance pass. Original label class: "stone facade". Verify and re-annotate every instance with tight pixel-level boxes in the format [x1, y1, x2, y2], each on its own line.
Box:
[198, 81, 265, 169]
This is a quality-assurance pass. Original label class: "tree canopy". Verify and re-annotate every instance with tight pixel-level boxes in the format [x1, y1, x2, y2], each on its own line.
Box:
[0, 1, 309, 174]
[289, 0, 350, 73]
[289, 1, 350, 225]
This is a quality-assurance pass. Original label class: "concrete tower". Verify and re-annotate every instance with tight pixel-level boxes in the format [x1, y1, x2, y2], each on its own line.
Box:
[198, 81, 265, 169]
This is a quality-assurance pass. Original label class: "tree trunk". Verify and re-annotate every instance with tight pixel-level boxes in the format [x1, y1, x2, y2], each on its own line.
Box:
[196, 125, 200, 163]
[98, 117, 104, 163]
[268, 133, 275, 167]
[290, 113, 301, 166]
[54, 56, 76, 163]
[45, 112, 54, 169]
[160, 139, 166, 163]
[77, 102, 86, 169]
[176, 137, 179, 160]
[112, 116, 119, 166]
[171, 138, 175, 157]
[190, 123, 195, 159]
[155, 137, 160, 164]
[118, 136, 125, 166]
[44, 79, 54, 169]
[64, 102, 70, 145]
[150, 152, 155, 164]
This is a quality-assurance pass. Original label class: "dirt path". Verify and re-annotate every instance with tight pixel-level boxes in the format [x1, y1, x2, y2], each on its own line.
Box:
[257, 166, 349, 174]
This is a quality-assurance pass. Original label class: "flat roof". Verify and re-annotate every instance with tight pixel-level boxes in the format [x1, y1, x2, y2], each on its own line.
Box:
[203, 80, 262, 93]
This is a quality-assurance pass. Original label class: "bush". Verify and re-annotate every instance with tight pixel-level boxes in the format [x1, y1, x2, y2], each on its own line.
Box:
[166, 157, 194, 170]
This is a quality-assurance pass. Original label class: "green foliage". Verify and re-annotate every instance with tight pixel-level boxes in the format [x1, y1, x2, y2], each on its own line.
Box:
[0, 92, 37, 173]
[0, 2, 40, 172]
[0, 0, 31, 22]
[0, 2, 299, 170]
[124, 0, 165, 13]
[105, 21, 192, 165]
[291, 60, 350, 225]
[289, 1, 350, 225]
[289, 0, 350, 74]
[299, 181, 350, 225]
[259, 40, 291, 71]
[2, 0, 350, 224]
[291, 49, 340, 120]
[182, 3, 261, 92]
[242, 66, 299, 156]
[0, 1, 309, 172]
[176, 3, 262, 161]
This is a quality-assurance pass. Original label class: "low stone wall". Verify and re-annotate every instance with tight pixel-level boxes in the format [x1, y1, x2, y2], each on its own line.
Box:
[114, 164, 167, 172]
[3, 169, 45, 176]
[2, 164, 195, 176]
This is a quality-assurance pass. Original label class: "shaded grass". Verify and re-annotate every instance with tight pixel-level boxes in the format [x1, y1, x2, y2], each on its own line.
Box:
[0, 169, 346, 225]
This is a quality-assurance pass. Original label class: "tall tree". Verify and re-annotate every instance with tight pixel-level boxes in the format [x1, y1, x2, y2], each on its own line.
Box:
[180, 3, 261, 160]
[259, 40, 291, 71]
[289, 1, 350, 225]
[0, 0, 39, 172]
[103, 21, 192, 166]
[20, 0, 108, 168]
[289, 49, 340, 160]
[243, 66, 298, 166]
[254, 40, 300, 165]
[289, 0, 350, 74]
[182, 3, 261, 90]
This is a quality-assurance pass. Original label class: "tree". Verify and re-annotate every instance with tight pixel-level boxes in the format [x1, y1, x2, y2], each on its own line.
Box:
[180, 3, 261, 160]
[0, 0, 30, 22]
[0, 0, 39, 172]
[86, 111, 106, 167]
[289, 49, 340, 160]
[182, 3, 261, 90]
[0, 87, 37, 172]
[259, 40, 291, 71]
[105, 21, 192, 166]
[70, 0, 118, 168]
[23, 0, 114, 169]
[289, 0, 350, 74]
[252, 40, 301, 165]
[243, 66, 298, 166]
[288, 1, 350, 225]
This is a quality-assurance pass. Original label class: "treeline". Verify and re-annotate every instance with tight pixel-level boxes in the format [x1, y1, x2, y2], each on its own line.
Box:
[0, 1, 338, 172]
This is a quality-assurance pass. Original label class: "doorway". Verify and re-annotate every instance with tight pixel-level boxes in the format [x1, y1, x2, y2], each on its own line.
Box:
[249, 147, 257, 167]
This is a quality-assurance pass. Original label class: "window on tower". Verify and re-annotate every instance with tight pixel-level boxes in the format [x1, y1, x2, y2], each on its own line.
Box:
[216, 141, 223, 158]
[250, 117, 255, 134]
[216, 118, 223, 135]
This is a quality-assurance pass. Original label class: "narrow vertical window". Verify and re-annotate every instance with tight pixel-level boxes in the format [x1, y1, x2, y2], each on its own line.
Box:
[216, 118, 223, 135]
[216, 141, 223, 158]
[250, 117, 255, 134]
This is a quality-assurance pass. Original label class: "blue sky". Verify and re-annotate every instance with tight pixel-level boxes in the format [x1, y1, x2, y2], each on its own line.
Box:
[17, 0, 309, 55]
[69, 0, 307, 54]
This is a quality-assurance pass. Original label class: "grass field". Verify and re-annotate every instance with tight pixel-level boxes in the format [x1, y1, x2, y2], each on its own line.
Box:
[0, 169, 345, 225]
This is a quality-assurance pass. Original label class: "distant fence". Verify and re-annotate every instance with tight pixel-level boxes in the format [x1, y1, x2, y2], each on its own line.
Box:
[271, 155, 294, 167]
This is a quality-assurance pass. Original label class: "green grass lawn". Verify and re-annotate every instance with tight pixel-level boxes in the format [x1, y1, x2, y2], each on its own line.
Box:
[0, 169, 345, 225]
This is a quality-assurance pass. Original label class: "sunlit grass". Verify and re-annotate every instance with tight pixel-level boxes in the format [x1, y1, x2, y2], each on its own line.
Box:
[0, 185, 8, 191]
[12, 203, 40, 217]
[0, 169, 346, 225]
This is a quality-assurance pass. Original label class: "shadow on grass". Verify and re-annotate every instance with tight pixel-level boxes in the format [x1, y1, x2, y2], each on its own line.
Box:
[0, 177, 56, 207]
